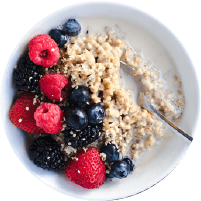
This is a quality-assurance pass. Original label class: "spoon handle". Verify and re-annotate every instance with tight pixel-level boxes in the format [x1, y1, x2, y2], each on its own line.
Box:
[120, 61, 193, 142]
[144, 96, 193, 142]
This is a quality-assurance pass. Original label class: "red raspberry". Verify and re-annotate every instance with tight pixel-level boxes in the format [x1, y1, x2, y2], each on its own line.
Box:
[39, 74, 69, 102]
[29, 34, 60, 67]
[65, 147, 106, 189]
[34, 103, 64, 134]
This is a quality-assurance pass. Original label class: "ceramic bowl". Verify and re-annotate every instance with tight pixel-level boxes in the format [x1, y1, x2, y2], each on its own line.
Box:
[1, 2, 200, 200]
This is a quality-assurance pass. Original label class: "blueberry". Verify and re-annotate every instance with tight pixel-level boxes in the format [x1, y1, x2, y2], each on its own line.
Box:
[63, 19, 81, 36]
[68, 86, 90, 107]
[85, 103, 106, 125]
[66, 107, 88, 130]
[49, 29, 68, 48]
[110, 160, 129, 179]
[100, 144, 119, 162]
[106, 172, 115, 178]
[123, 157, 135, 173]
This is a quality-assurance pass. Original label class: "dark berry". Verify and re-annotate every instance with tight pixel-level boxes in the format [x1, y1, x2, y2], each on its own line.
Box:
[66, 107, 88, 130]
[85, 103, 106, 125]
[29, 136, 65, 171]
[110, 160, 129, 179]
[123, 157, 135, 173]
[49, 29, 68, 48]
[100, 144, 119, 162]
[14, 55, 43, 92]
[33, 72, 38, 78]
[68, 86, 90, 107]
[27, 69, 33, 75]
[63, 123, 103, 149]
[106, 172, 115, 178]
[63, 19, 81, 36]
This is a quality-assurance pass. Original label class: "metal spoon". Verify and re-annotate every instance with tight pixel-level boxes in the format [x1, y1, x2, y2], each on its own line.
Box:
[120, 61, 193, 142]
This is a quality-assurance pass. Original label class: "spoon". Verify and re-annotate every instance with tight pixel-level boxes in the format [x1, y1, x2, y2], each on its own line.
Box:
[120, 61, 193, 142]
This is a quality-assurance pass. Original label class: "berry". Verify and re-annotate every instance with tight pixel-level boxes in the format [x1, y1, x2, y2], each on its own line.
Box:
[85, 103, 106, 125]
[39, 74, 69, 102]
[9, 92, 45, 134]
[110, 160, 129, 179]
[34, 103, 64, 134]
[123, 157, 135, 173]
[29, 136, 65, 171]
[49, 29, 68, 48]
[106, 172, 115, 178]
[65, 147, 106, 189]
[66, 107, 88, 130]
[29, 34, 60, 68]
[63, 123, 103, 148]
[100, 144, 119, 162]
[14, 55, 43, 92]
[63, 19, 81, 36]
[68, 86, 90, 107]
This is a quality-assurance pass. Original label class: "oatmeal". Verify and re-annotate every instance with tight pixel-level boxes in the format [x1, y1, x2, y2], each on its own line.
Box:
[10, 17, 185, 187]
[45, 28, 184, 159]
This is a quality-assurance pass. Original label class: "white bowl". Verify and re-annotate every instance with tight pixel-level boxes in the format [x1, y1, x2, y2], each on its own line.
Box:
[1, 2, 200, 200]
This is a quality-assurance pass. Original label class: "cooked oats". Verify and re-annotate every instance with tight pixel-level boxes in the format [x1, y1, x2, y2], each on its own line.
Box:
[45, 28, 184, 158]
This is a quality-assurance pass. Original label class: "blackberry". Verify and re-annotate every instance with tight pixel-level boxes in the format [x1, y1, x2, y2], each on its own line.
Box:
[63, 123, 103, 149]
[29, 136, 65, 171]
[14, 55, 43, 92]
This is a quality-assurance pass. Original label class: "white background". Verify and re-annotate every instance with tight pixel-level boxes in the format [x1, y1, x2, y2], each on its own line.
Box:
[0, 0, 201, 201]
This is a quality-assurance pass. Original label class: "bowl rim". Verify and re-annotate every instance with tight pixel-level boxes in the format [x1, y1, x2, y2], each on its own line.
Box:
[1, 1, 200, 200]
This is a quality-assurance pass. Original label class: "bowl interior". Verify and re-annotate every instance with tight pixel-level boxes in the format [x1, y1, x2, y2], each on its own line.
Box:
[1, 2, 199, 200]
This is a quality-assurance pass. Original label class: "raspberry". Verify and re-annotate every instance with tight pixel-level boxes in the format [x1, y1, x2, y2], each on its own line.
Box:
[39, 74, 69, 102]
[29, 34, 60, 68]
[65, 147, 106, 189]
[34, 103, 64, 134]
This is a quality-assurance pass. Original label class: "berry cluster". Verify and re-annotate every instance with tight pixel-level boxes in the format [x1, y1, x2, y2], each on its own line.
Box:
[100, 144, 135, 179]
[49, 19, 81, 48]
[10, 19, 82, 172]
[14, 18, 82, 93]
[62, 85, 106, 149]
[9, 16, 136, 189]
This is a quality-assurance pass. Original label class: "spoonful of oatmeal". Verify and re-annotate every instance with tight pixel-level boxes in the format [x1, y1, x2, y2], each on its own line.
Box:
[120, 61, 193, 142]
